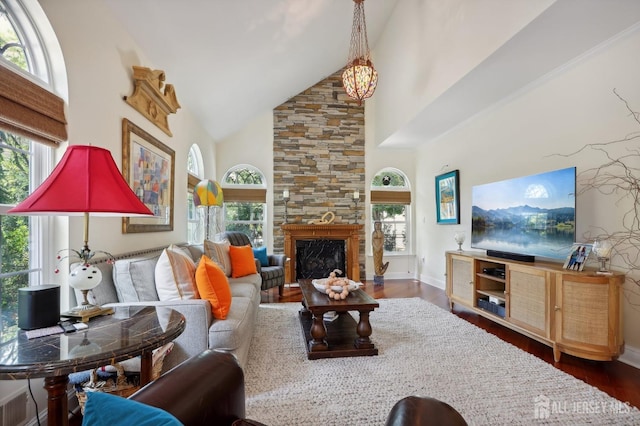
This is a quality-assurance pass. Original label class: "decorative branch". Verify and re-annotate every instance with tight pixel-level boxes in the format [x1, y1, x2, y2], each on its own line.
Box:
[553, 89, 640, 305]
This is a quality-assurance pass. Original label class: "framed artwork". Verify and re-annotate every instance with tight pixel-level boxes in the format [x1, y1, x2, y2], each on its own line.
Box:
[435, 170, 460, 224]
[562, 243, 592, 272]
[122, 118, 175, 233]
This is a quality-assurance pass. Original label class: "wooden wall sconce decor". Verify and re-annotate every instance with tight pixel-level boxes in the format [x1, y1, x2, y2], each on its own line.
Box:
[124, 66, 181, 136]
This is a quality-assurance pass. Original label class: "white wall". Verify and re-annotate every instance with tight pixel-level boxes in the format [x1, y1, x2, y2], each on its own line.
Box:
[363, 102, 417, 280]
[215, 111, 275, 248]
[413, 26, 640, 363]
[371, 0, 554, 145]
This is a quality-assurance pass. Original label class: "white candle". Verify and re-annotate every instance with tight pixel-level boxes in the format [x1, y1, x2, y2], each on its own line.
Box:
[283, 190, 289, 198]
[353, 190, 359, 200]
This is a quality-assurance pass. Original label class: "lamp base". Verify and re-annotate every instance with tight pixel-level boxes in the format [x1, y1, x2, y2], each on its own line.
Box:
[61, 306, 114, 323]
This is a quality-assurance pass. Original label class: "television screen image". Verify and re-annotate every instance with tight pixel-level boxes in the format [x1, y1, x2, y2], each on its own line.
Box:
[471, 167, 576, 260]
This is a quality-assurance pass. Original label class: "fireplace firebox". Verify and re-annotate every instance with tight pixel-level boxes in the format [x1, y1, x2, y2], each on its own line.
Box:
[295, 239, 346, 279]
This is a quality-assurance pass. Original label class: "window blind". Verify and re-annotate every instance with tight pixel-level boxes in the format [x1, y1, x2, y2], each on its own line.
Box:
[222, 188, 267, 203]
[370, 190, 411, 205]
[0, 64, 67, 146]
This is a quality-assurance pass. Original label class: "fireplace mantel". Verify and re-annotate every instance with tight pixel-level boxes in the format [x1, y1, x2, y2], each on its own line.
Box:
[282, 224, 363, 283]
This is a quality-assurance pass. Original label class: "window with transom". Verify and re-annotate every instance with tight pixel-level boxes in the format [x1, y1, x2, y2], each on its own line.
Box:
[370, 168, 412, 254]
[0, 0, 65, 340]
[222, 165, 267, 247]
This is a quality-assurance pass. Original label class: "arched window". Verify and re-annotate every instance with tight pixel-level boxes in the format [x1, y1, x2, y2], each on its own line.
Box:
[222, 164, 267, 247]
[370, 168, 412, 254]
[0, 1, 66, 338]
[186, 144, 204, 243]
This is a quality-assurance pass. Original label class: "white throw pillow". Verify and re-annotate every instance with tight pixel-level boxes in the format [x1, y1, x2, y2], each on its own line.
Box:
[154, 246, 199, 301]
[204, 239, 232, 277]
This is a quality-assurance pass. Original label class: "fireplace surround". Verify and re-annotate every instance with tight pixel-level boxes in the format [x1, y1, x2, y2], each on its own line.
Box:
[282, 224, 362, 283]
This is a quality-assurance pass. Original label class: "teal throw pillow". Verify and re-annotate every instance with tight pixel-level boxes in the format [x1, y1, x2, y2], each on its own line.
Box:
[252, 246, 269, 267]
[82, 392, 183, 426]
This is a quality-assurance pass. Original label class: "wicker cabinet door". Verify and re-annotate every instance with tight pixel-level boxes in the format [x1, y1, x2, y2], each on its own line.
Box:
[446, 253, 474, 308]
[507, 264, 550, 338]
[554, 273, 623, 361]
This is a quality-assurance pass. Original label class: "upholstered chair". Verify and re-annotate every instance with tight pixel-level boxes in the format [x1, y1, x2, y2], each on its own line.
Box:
[385, 396, 468, 426]
[220, 231, 286, 295]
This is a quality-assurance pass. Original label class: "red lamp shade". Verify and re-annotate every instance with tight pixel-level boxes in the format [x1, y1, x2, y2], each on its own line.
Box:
[8, 145, 153, 216]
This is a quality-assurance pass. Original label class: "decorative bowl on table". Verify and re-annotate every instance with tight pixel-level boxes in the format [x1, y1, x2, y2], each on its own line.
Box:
[312, 278, 360, 293]
[312, 278, 361, 300]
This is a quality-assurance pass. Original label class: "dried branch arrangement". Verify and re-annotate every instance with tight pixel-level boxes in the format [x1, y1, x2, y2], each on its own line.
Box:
[557, 89, 640, 304]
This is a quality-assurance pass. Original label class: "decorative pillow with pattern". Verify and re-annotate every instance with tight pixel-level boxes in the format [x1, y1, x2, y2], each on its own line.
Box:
[204, 239, 232, 276]
[154, 246, 199, 301]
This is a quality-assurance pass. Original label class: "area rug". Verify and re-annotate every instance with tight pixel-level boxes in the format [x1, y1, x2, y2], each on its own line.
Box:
[244, 298, 639, 425]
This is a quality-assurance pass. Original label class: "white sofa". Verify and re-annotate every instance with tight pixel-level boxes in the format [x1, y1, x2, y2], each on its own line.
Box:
[77, 243, 261, 371]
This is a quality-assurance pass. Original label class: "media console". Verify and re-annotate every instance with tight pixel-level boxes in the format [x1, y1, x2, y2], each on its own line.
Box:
[446, 251, 624, 362]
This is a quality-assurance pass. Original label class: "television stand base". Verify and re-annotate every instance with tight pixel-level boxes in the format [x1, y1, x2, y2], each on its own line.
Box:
[486, 250, 535, 263]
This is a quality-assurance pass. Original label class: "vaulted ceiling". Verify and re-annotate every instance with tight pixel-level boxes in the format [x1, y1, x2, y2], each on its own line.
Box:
[102, 0, 400, 141]
[101, 0, 640, 147]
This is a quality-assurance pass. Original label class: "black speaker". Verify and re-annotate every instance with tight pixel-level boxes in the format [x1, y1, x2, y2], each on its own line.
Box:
[18, 285, 60, 330]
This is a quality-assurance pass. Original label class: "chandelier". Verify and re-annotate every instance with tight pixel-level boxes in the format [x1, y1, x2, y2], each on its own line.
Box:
[342, 0, 378, 105]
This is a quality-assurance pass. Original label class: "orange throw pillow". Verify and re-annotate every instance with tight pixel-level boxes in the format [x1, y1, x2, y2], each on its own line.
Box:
[195, 255, 232, 319]
[229, 244, 258, 278]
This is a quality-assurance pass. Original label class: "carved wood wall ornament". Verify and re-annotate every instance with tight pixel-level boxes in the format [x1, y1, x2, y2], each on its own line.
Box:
[124, 66, 181, 136]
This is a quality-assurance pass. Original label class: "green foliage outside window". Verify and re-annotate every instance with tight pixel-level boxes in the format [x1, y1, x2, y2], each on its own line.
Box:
[224, 202, 264, 247]
[371, 170, 409, 253]
[0, 6, 28, 70]
[224, 168, 263, 185]
[371, 171, 405, 187]
[223, 165, 266, 247]
[372, 204, 407, 252]
[0, 6, 35, 340]
[0, 132, 31, 342]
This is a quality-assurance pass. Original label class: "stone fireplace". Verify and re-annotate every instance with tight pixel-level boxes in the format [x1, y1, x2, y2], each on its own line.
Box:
[273, 71, 366, 277]
[282, 224, 362, 283]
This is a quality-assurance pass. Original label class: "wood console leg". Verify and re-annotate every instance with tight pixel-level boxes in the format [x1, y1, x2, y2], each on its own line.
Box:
[355, 310, 374, 349]
[309, 314, 328, 352]
[553, 344, 562, 362]
[43, 375, 69, 426]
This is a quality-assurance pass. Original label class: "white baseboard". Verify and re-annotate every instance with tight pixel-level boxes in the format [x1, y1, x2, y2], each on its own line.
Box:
[420, 274, 445, 290]
[364, 272, 414, 281]
[619, 344, 640, 369]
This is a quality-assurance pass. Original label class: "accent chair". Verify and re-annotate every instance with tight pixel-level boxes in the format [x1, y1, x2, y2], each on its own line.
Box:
[220, 231, 287, 295]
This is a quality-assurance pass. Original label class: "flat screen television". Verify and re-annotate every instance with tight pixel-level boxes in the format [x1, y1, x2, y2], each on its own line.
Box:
[471, 167, 576, 262]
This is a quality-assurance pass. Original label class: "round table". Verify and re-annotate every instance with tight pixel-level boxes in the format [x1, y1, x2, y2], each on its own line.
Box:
[0, 305, 185, 426]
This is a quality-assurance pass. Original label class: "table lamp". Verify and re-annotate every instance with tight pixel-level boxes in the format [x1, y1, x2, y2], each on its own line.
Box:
[193, 179, 223, 241]
[8, 145, 154, 320]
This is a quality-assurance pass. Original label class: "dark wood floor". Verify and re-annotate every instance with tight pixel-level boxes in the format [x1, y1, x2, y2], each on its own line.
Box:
[264, 279, 640, 409]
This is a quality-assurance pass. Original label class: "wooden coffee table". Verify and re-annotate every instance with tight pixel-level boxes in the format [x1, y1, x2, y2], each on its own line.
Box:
[299, 279, 379, 359]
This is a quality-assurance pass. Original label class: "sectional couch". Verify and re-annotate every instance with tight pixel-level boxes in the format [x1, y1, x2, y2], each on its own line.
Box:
[79, 242, 262, 371]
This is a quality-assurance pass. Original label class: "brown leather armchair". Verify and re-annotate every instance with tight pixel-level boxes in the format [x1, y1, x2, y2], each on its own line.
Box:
[130, 350, 467, 426]
[130, 349, 245, 425]
[385, 396, 468, 426]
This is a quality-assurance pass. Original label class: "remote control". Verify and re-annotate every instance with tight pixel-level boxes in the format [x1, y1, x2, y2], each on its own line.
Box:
[60, 321, 77, 333]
